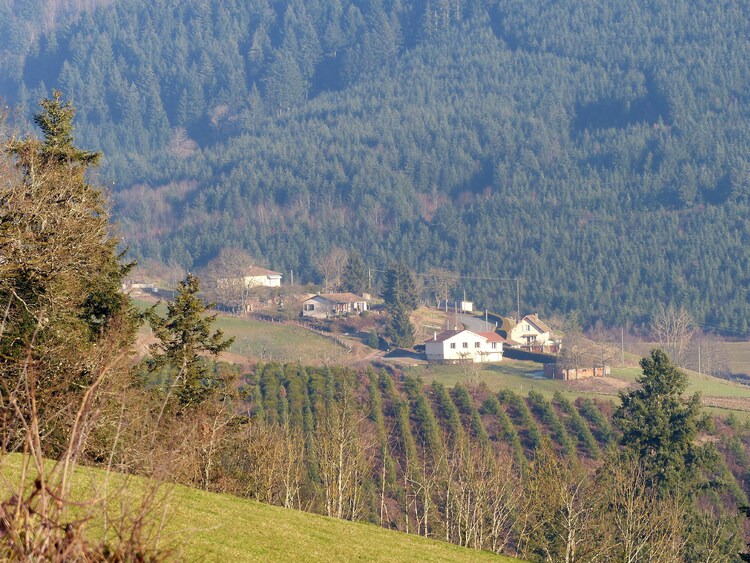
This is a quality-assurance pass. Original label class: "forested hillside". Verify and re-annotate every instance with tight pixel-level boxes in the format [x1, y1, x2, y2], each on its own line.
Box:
[4, 0, 750, 330]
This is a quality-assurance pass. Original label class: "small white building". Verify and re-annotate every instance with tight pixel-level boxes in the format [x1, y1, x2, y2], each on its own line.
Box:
[302, 293, 370, 319]
[424, 329, 505, 363]
[242, 267, 283, 287]
[218, 267, 283, 290]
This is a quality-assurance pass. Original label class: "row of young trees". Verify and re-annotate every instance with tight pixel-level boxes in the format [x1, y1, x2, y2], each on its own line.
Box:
[206, 352, 746, 561]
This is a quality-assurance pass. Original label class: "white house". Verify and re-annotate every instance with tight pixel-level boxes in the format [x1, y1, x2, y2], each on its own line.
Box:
[302, 293, 370, 319]
[424, 329, 505, 363]
[507, 314, 554, 348]
[241, 267, 282, 287]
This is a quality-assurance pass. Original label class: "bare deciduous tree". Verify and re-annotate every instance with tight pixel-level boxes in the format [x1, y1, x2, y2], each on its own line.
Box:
[315, 247, 348, 293]
[650, 305, 694, 366]
[589, 323, 616, 376]
[202, 247, 257, 313]
[558, 328, 591, 380]
[423, 268, 459, 307]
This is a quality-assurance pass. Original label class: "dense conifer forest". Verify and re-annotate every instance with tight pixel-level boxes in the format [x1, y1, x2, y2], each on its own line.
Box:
[3, 0, 750, 330]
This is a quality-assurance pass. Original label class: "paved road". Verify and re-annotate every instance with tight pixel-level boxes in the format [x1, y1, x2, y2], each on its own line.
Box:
[457, 313, 497, 333]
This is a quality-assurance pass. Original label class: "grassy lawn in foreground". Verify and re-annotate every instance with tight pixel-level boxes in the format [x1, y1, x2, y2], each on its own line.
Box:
[0, 455, 517, 562]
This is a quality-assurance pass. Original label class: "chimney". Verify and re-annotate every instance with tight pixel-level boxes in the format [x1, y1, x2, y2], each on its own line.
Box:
[433, 331, 437, 341]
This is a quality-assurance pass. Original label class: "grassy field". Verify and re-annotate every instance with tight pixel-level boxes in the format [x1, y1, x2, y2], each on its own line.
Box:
[408, 357, 750, 411]
[132, 298, 353, 364]
[723, 341, 750, 378]
[0, 455, 516, 562]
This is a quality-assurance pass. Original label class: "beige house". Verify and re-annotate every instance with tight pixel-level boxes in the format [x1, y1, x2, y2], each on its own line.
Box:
[302, 293, 370, 319]
[424, 329, 505, 363]
[241, 267, 282, 287]
[507, 314, 555, 348]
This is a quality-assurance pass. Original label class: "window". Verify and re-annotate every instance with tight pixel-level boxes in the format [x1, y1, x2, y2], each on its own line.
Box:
[524, 324, 531, 331]
[463, 342, 469, 349]
[475, 342, 481, 348]
[491, 342, 497, 349]
[304, 303, 315, 311]
[450, 343, 456, 349]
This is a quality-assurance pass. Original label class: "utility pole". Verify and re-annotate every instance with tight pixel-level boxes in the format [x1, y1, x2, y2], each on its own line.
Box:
[698, 338, 702, 375]
[516, 278, 520, 322]
[290, 269, 294, 286]
[621, 327, 625, 366]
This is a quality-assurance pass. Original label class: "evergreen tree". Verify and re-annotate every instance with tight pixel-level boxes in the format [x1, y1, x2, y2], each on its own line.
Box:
[614, 349, 701, 493]
[382, 261, 417, 312]
[384, 303, 415, 348]
[340, 250, 368, 294]
[146, 274, 234, 408]
[0, 91, 136, 453]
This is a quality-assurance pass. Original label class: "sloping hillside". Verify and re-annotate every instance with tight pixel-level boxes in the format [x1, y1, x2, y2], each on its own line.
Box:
[0, 455, 515, 562]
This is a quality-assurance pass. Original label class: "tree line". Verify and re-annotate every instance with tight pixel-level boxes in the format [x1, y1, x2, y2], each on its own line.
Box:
[2, 0, 750, 330]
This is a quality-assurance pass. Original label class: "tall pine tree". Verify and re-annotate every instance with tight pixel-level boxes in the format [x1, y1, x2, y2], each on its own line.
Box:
[146, 274, 234, 409]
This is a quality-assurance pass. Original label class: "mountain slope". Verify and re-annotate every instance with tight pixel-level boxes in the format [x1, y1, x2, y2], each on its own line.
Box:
[6, 0, 750, 330]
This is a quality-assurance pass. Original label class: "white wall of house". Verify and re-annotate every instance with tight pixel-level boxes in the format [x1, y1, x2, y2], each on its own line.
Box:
[302, 294, 368, 318]
[243, 274, 282, 287]
[425, 330, 503, 363]
[302, 295, 335, 318]
[508, 318, 550, 346]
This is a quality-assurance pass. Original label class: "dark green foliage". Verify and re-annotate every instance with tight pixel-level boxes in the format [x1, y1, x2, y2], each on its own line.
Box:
[450, 384, 488, 446]
[403, 376, 442, 457]
[480, 396, 525, 466]
[615, 349, 701, 493]
[527, 390, 575, 458]
[1, 91, 137, 452]
[145, 274, 234, 408]
[430, 382, 464, 446]
[498, 389, 543, 456]
[384, 304, 415, 349]
[365, 330, 380, 350]
[450, 384, 473, 416]
[8, 3, 750, 330]
[382, 262, 418, 313]
[578, 398, 614, 446]
[341, 251, 369, 294]
[552, 392, 600, 459]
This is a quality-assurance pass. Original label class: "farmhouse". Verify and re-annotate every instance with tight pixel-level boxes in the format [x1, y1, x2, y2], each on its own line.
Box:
[217, 267, 282, 290]
[302, 293, 370, 319]
[507, 314, 558, 352]
[424, 329, 505, 363]
[241, 267, 283, 287]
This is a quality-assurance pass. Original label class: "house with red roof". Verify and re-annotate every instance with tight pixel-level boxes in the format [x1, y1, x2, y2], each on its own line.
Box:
[424, 329, 505, 363]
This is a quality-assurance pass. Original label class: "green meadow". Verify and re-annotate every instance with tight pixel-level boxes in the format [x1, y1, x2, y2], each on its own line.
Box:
[0, 455, 517, 562]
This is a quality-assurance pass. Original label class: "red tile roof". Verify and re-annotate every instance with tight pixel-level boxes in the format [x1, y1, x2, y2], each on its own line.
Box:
[478, 332, 506, 343]
[424, 329, 505, 344]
